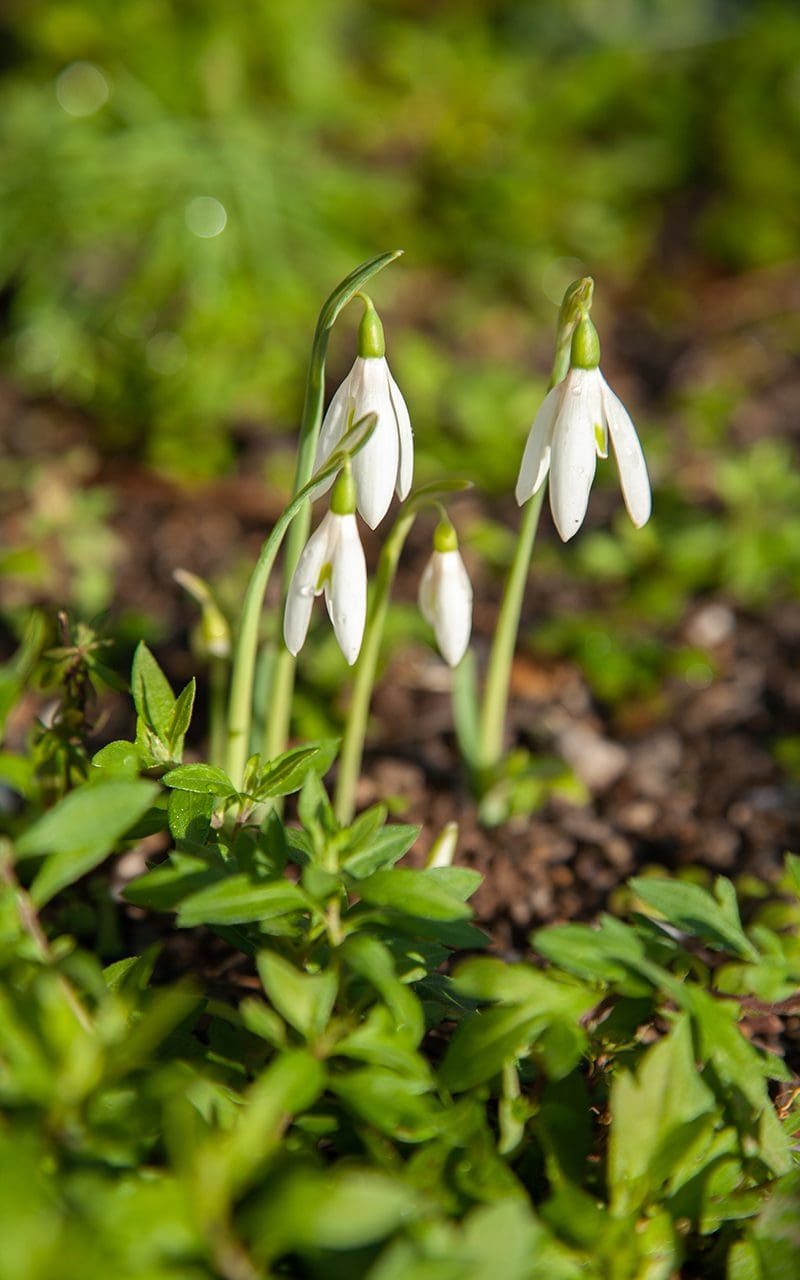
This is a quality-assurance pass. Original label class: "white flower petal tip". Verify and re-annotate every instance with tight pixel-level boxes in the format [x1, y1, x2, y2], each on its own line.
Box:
[314, 356, 413, 528]
[516, 366, 651, 540]
[419, 549, 473, 668]
[283, 511, 367, 664]
[515, 385, 559, 506]
[601, 380, 652, 528]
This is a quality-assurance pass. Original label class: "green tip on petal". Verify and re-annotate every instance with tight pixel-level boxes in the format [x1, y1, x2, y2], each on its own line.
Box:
[570, 313, 601, 370]
[357, 294, 386, 359]
[330, 463, 357, 515]
[433, 518, 458, 553]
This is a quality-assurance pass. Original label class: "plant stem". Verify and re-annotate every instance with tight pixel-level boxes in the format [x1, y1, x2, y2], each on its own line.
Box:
[263, 251, 402, 766]
[473, 276, 594, 780]
[334, 506, 416, 825]
[209, 656, 228, 770]
[225, 416, 380, 788]
[476, 485, 545, 773]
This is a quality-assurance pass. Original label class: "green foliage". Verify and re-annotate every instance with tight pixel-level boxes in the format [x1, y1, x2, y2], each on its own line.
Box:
[1, 0, 799, 481]
[1, 641, 799, 1278]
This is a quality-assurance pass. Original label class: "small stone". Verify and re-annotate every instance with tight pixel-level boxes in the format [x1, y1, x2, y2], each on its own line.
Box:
[555, 723, 629, 792]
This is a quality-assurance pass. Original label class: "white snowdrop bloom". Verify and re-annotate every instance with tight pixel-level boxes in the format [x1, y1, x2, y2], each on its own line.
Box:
[418, 522, 473, 668]
[283, 474, 367, 665]
[313, 297, 412, 529]
[515, 314, 651, 542]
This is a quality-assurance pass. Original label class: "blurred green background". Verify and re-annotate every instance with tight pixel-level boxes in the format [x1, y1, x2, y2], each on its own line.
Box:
[1, 0, 798, 467]
[1, 0, 799, 705]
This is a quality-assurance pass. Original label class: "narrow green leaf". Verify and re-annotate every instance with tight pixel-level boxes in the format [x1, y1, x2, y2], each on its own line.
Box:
[426, 866, 482, 902]
[341, 823, 421, 879]
[630, 877, 759, 960]
[17, 779, 158, 906]
[608, 1014, 717, 1214]
[253, 1168, 419, 1258]
[330, 1068, 439, 1142]
[356, 869, 472, 921]
[162, 763, 237, 797]
[257, 950, 337, 1039]
[342, 934, 424, 1046]
[318, 249, 403, 335]
[255, 742, 335, 800]
[124, 853, 222, 911]
[168, 678, 196, 753]
[177, 876, 309, 927]
[131, 642, 175, 740]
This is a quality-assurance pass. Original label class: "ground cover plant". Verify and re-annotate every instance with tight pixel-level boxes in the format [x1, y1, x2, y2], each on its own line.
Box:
[2, 250, 800, 1280]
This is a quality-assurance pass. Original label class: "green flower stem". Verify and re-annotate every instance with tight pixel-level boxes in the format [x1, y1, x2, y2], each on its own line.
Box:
[209, 655, 228, 770]
[225, 416, 378, 788]
[476, 486, 546, 774]
[263, 251, 402, 767]
[334, 506, 417, 826]
[474, 277, 594, 780]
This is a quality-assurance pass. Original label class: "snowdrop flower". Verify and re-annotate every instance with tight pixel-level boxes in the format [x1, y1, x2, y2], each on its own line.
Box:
[313, 295, 412, 529]
[418, 520, 473, 667]
[515, 314, 651, 541]
[283, 467, 366, 665]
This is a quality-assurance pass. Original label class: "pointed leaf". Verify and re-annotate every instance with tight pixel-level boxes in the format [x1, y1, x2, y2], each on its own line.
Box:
[131, 643, 175, 740]
[162, 763, 237, 798]
[177, 876, 309, 927]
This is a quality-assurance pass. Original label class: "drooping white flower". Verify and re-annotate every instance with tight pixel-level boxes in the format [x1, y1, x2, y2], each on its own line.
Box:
[418, 522, 473, 668]
[313, 297, 412, 529]
[283, 471, 367, 665]
[515, 314, 651, 542]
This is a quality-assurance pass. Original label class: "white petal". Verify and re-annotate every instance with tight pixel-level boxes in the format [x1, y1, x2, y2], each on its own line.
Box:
[601, 377, 652, 528]
[283, 513, 336, 655]
[313, 364, 357, 475]
[325, 513, 367, 665]
[548, 368, 600, 541]
[418, 555, 438, 628]
[515, 384, 559, 505]
[433, 550, 473, 667]
[387, 368, 414, 500]
[350, 359, 399, 528]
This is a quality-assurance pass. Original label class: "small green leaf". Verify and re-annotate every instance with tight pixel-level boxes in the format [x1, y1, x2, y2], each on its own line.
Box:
[533, 916, 654, 995]
[342, 934, 424, 1046]
[162, 763, 238, 797]
[177, 876, 309, 927]
[440, 1002, 581, 1092]
[168, 678, 196, 753]
[0, 752, 34, 797]
[240, 998, 287, 1048]
[103, 946, 159, 993]
[167, 789, 214, 843]
[341, 823, 420, 879]
[253, 1167, 418, 1257]
[17, 779, 159, 907]
[330, 1068, 439, 1142]
[124, 852, 223, 911]
[356, 868, 472, 921]
[131, 642, 175, 740]
[608, 1013, 717, 1214]
[91, 739, 142, 778]
[426, 866, 482, 901]
[257, 950, 337, 1039]
[630, 876, 759, 960]
[255, 741, 337, 800]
